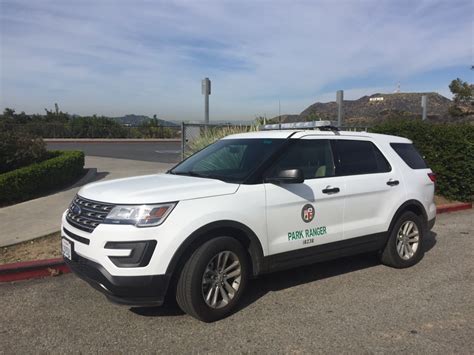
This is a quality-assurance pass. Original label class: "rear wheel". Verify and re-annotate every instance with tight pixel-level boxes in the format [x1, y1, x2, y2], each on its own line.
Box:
[176, 237, 248, 322]
[380, 211, 425, 268]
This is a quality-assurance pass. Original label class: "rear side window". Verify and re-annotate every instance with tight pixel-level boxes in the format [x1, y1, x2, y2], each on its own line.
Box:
[333, 140, 391, 176]
[390, 143, 428, 169]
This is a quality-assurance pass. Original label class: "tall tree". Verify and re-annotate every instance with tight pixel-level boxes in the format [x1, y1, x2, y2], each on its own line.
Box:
[449, 78, 473, 104]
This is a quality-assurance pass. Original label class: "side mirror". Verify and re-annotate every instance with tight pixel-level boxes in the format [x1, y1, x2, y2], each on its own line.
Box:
[266, 168, 304, 184]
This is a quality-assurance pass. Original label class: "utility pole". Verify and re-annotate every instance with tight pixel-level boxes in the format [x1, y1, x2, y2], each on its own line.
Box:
[202, 78, 211, 123]
[421, 95, 428, 120]
[278, 100, 281, 128]
[336, 90, 344, 127]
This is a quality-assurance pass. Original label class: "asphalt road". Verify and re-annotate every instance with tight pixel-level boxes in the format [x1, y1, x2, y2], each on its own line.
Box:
[47, 141, 181, 163]
[1, 210, 473, 353]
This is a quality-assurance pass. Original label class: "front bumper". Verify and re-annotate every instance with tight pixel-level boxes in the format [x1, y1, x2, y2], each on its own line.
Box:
[65, 254, 170, 306]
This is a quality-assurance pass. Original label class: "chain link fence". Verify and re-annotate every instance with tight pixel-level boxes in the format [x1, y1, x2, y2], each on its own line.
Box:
[180, 122, 253, 160]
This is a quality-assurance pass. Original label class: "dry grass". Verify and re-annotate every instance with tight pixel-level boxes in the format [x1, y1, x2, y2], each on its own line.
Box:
[0, 232, 62, 265]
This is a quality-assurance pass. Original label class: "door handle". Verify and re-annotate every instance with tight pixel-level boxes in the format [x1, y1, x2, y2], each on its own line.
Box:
[322, 186, 340, 194]
[387, 179, 399, 186]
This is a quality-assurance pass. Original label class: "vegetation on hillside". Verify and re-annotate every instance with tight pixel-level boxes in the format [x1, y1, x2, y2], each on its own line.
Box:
[448, 78, 474, 117]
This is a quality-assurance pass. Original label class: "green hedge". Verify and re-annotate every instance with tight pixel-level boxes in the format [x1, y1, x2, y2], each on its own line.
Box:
[0, 150, 85, 205]
[371, 120, 474, 202]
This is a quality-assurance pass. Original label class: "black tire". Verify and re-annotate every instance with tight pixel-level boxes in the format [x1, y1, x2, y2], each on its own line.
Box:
[176, 237, 249, 322]
[380, 211, 425, 268]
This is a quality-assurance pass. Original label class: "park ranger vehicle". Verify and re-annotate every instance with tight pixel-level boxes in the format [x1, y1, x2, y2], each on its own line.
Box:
[61, 121, 436, 322]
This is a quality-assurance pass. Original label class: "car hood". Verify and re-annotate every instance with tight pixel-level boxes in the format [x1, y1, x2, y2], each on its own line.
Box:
[78, 173, 240, 204]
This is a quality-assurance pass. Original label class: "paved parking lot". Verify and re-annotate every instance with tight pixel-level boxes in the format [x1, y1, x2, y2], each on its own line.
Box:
[1, 210, 472, 353]
[47, 141, 181, 163]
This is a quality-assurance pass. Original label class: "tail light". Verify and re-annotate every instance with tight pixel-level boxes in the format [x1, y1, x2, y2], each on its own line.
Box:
[428, 172, 436, 183]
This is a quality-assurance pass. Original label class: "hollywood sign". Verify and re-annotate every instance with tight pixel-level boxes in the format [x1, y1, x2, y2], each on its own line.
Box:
[369, 97, 384, 102]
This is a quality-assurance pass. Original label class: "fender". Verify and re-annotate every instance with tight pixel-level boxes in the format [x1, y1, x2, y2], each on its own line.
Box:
[165, 220, 265, 278]
[388, 199, 428, 233]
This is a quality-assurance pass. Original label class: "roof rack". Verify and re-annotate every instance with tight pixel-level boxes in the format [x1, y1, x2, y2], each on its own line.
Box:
[261, 120, 340, 133]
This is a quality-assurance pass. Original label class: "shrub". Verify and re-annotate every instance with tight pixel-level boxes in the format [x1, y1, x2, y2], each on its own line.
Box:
[371, 119, 474, 202]
[0, 151, 85, 205]
[0, 131, 48, 174]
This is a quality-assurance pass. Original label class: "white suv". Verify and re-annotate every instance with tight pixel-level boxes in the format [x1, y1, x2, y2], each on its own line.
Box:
[61, 124, 436, 322]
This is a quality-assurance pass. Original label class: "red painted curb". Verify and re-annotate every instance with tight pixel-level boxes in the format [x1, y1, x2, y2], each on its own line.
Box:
[0, 258, 70, 283]
[436, 202, 472, 214]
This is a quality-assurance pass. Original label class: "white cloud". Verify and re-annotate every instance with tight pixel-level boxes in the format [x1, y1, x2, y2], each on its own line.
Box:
[0, 0, 471, 120]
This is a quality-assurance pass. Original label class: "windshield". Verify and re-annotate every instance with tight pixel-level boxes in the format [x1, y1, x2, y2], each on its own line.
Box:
[170, 138, 285, 183]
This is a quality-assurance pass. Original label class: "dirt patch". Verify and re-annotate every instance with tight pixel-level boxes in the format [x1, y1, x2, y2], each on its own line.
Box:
[434, 195, 459, 205]
[0, 232, 62, 265]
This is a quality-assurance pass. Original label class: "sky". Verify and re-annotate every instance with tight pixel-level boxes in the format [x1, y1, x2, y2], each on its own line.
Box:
[0, 0, 473, 121]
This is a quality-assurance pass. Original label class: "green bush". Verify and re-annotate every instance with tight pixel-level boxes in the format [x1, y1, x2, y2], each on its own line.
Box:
[0, 150, 85, 205]
[0, 131, 48, 174]
[371, 119, 474, 202]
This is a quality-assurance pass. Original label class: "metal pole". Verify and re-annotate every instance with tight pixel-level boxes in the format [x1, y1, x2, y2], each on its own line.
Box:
[204, 93, 209, 124]
[421, 95, 427, 120]
[202, 78, 211, 124]
[337, 90, 344, 127]
[278, 99, 281, 129]
[181, 121, 185, 161]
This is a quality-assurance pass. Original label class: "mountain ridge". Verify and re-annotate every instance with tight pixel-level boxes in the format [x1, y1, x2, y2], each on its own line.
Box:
[272, 92, 460, 124]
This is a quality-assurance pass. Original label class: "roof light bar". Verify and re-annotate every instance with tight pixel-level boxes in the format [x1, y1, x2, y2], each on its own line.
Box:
[261, 120, 335, 131]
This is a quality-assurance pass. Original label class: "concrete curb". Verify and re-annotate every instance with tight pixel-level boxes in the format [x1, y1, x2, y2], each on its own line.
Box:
[1, 202, 471, 283]
[0, 258, 69, 282]
[436, 202, 472, 214]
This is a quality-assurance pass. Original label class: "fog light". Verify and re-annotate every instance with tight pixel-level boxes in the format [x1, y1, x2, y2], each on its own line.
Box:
[105, 240, 157, 268]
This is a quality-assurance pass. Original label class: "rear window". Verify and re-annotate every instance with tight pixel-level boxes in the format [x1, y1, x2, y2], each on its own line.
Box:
[390, 143, 428, 169]
[333, 140, 391, 176]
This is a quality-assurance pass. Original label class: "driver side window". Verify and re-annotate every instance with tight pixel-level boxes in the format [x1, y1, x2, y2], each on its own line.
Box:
[267, 139, 335, 179]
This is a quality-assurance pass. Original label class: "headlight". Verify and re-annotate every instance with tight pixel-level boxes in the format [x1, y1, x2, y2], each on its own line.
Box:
[104, 203, 176, 227]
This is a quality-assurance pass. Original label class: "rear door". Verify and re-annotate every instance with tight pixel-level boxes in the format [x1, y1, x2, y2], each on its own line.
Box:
[332, 138, 401, 239]
[264, 137, 345, 255]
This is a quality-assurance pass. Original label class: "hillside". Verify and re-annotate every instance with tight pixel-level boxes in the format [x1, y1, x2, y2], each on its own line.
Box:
[111, 114, 178, 126]
[274, 92, 456, 124]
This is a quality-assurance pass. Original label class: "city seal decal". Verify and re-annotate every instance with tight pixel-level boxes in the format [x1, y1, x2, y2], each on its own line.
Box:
[301, 204, 314, 223]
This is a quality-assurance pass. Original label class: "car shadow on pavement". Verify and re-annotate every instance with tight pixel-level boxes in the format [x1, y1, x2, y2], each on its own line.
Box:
[237, 231, 437, 313]
[131, 232, 437, 319]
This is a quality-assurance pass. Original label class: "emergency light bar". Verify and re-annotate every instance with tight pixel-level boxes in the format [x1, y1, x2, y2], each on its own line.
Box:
[261, 120, 339, 131]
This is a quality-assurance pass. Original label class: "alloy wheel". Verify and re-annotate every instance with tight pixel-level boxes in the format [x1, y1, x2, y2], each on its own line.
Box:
[396, 220, 420, 260]
[201, 251, 241, 309]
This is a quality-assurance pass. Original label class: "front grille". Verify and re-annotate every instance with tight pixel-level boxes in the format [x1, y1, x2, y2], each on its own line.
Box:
[66, 195, 115, 233]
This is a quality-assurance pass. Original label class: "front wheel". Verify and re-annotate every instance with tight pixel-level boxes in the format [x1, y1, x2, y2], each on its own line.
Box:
[176, 237, 249, 322]
[380, 211, 425, 268]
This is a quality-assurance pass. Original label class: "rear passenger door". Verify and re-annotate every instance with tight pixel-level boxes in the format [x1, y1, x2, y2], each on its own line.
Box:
[332, 138, 401, 239]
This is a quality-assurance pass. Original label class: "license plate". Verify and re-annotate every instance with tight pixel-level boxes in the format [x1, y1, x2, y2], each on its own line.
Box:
[62, 238, 72, 260]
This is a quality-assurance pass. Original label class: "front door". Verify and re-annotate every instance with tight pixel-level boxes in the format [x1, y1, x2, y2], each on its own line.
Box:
[264, 138, 345, 255]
